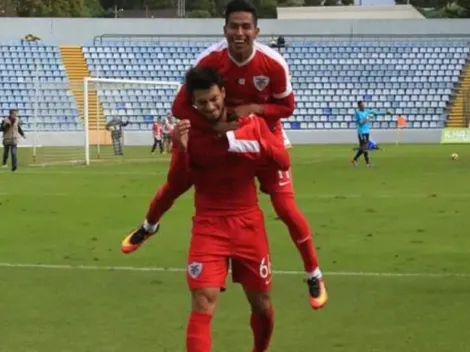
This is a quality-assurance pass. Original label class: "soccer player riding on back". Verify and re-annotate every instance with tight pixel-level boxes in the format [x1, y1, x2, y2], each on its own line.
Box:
[121, 0, 328, 310]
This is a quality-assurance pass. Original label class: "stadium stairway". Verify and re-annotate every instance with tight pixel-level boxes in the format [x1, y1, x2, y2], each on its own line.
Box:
[59, 45, 104, 130]
[447, 58, 470, 127]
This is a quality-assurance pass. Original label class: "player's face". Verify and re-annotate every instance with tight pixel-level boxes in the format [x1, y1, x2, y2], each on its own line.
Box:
[224, 12, 259, 59]
[192, 85, 226, 122]
[358, 102, 365, 110]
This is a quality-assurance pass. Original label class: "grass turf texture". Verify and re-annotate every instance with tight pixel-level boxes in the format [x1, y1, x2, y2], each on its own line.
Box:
[1, 144, 469, 352]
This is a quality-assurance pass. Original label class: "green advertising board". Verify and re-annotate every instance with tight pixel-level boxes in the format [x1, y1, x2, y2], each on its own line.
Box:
[440, 128, 470, 144]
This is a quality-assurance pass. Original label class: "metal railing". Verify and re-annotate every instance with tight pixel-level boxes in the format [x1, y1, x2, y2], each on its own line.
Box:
[463, 87, 470, 128]
[93, 33, 470, 45]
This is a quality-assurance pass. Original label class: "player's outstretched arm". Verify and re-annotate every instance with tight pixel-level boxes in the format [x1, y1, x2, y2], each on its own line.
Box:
[226, 117, 290, 171]
[233, 93, 295, 124]
[260, 93, 295, 121]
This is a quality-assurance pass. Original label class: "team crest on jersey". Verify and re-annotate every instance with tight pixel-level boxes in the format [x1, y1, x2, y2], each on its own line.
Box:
[188, 262, 203, 279]
[253, 75, 270, 91]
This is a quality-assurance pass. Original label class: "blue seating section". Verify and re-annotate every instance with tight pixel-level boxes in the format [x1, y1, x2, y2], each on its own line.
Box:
[84, 39, 469, 130]
[0, 41, 81, 131]
[280, 41, 468, 130]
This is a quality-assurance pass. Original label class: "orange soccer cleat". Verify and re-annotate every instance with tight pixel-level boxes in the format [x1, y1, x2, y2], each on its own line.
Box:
[307, 277, 328, 310]
[120, 224, 159, 254]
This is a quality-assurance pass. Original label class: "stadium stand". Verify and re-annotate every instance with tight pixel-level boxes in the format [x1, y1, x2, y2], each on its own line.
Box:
[1, 39, 468, 132]
[83, 39, 470, 130]
[0, 40, 81, 132]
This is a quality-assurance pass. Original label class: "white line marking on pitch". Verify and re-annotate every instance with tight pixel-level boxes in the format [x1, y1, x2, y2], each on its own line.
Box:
[0, 169, 167, 176]
[0, 262, 469, 278]
[0, 191, 469, 200]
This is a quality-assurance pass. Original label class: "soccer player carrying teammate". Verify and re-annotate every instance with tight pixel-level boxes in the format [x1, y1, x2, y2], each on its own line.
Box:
[121, 0, 328, 310]
[173, 67, 288, 352]
[352, 100, 388, 167]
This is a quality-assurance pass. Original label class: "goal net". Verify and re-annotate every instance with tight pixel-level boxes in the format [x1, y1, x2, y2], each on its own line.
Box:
[26, 80, 87, 167]
[83, 77, 181, 165]
[27, 77, 181, 166]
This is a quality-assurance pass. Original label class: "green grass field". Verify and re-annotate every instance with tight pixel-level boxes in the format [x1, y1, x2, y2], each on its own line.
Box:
[1, 144, 470, 352]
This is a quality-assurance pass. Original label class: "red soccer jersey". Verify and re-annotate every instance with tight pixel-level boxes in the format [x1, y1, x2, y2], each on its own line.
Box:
[172, 113, 290, 216]
[152, 122, 162, 138]
[172, 40, 294, 133]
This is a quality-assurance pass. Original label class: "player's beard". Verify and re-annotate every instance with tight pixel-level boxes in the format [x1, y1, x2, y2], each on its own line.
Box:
[207, 106, 227, 125]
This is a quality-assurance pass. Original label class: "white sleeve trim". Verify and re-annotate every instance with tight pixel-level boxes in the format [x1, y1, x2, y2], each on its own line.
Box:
[226, 131, 261, 153]
[255, 42, 293, 100]
[273, 83, 293, 99]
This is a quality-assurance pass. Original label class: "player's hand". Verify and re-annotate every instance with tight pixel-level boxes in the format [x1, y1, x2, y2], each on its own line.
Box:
[173, 119, 190, 151]
[233, 104, 260, 118]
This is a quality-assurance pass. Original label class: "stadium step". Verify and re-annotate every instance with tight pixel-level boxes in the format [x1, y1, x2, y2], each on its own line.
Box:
[59, 45, 104, 131]
[447, 58, 470, 128]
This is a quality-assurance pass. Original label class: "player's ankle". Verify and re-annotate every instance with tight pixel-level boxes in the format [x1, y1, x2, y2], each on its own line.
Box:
[307, 268, 322, 279]
[143, 219, 158, 233]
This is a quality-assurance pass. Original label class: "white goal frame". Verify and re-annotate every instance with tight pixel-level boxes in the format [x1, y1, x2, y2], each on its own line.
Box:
[83, 77, 181, 166]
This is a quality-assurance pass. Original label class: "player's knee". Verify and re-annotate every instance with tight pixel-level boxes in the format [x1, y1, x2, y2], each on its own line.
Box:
[190, 288, 219, 315]
[246, 291, 272, 315]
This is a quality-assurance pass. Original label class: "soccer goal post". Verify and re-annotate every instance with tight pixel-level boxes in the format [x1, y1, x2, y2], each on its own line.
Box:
[83, 77, 181, 165]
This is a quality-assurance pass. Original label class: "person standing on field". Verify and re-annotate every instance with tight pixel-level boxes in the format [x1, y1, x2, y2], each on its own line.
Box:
[1, 109, 25, 172]
[151, 117, 164, 154]
[162, 112, 175, 154]
[106, 116, 129, 156]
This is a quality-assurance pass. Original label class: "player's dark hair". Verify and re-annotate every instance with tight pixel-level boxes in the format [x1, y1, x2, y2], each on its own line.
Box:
[357, 101, 364, 106]
[225, 0, 258, 26]
[185, 67, 224, 97]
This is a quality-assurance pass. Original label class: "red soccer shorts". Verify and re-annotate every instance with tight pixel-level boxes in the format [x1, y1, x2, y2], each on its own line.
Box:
[257, 165, 294, 195]
[256, 126, 294, 195]
[186, 209, 272, 292]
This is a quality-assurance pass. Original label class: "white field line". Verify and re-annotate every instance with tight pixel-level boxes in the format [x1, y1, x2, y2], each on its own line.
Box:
[0, 169, 167, 176]
[0, 191, 469, 199]
[0, 262, 469, 278]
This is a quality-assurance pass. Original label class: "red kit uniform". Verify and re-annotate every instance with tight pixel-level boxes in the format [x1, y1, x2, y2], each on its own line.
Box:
[173, 115, 290, 292]
[172, 40, 295, 195]
[152, 122, 162, 139]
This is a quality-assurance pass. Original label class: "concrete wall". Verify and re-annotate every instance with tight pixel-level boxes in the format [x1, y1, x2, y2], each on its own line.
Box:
[1, 18, 470, 45]
[14, 129, 441, 148]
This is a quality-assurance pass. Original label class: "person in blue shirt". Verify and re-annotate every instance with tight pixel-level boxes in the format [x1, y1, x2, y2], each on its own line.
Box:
[352, 101, 387, 167]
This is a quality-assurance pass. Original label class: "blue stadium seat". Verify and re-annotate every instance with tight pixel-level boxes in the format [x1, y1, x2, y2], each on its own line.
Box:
[80, 39, 470, 130]
[0, 41, 80, 131]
